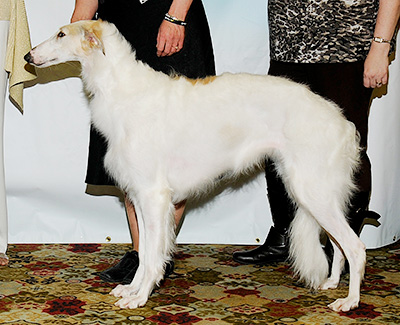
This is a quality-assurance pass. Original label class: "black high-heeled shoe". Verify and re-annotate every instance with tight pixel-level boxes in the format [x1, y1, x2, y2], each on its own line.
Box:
[350, 210, 381, 236]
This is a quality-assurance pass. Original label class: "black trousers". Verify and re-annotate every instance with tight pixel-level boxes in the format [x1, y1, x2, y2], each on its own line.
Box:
[266, 60, 373, 231]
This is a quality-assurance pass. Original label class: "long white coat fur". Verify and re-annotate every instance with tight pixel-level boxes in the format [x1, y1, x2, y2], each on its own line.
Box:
[26, 20, 366, 312]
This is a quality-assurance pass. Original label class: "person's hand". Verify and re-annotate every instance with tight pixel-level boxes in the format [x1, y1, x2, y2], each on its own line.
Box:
[363, 43, 390, 88]
[71, 0, 98, 23]
[156, 20, 185, 57]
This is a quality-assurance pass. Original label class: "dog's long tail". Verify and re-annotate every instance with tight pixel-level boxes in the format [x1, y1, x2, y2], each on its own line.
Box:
[287, 116, 361, 290]
[289, 207, 329, 290]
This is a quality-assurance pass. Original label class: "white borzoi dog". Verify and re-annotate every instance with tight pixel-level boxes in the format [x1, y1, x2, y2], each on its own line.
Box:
[25, 20, 366, 312]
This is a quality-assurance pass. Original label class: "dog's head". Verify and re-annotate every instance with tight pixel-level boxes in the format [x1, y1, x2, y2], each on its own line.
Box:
[25, 20, 106, 67]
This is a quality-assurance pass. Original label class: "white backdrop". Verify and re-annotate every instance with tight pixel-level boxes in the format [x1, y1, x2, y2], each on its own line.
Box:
[3, 0, 400, 248]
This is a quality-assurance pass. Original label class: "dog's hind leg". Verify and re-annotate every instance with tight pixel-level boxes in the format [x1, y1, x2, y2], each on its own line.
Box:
[318, 215, 366, 312]
[282, 151, 365, 311]
[111, 187, 176, 309]
[293, 188, 365, 312]
[290, 194, 365, 311]
[320, 238, 345, 290]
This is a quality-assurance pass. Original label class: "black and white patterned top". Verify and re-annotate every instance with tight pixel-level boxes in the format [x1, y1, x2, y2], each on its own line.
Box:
[268, 0, 379, 63]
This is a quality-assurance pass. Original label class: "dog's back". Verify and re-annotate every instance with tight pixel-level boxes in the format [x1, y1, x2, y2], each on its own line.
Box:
[97, 70, 357, 201]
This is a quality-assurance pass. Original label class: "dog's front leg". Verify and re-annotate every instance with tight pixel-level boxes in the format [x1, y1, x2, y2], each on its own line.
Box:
[111, 188, 175, 309]
[110, 200, 147, 298]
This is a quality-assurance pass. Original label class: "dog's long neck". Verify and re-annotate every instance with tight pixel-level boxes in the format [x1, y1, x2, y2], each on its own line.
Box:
[80, 25, 165, 99]
[78, 23, 169, 145]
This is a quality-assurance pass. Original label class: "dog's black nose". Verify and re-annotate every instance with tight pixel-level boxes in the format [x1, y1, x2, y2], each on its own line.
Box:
[24, 52, 33, 63]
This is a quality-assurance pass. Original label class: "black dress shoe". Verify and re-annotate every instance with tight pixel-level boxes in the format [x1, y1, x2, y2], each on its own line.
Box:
[99, 250, 175, 284]
[233, 226, 289, 265]
[99, 251, 139, 283]
[121, 259, 175, 284]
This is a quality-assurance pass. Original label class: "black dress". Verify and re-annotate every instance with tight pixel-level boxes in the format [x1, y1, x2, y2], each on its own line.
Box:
[85, 0, 215, 186]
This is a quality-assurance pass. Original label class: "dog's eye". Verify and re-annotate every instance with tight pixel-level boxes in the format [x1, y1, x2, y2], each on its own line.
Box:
[57, 31, 66, 38]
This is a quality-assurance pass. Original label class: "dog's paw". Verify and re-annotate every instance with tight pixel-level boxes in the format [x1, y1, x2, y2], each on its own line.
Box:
[328, 297, 359, 312]
[110, 284, 138, 298]
[319, 278, 339, 290]
[115, 295, 148, 309]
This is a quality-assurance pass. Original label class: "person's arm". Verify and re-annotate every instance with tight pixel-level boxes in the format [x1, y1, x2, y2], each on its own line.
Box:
[71, 0, 98, 23]
[156, 0, 194, 57]
[363, 0, 400, 88]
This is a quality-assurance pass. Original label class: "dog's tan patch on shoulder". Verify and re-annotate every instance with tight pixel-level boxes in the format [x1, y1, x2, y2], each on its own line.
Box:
[185, 76, 217, 86]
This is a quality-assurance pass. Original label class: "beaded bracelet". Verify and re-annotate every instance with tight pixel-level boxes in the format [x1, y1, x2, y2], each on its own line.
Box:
[164, 13, 187, 26]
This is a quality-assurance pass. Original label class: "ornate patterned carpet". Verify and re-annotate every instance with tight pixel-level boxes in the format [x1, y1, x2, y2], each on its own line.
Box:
[0, 241, 399, 324]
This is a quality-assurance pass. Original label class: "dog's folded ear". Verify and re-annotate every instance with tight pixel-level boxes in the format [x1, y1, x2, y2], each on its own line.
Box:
[82, 21, 105, 55]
